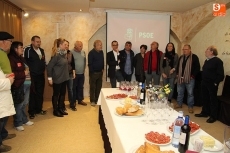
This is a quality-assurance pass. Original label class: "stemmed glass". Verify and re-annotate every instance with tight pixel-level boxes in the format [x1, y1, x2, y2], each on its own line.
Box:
[224, 126, 230, 153]
[120, 81, 125, 90]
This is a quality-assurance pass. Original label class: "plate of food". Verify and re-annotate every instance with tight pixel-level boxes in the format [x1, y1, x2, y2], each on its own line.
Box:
[191, 136, 223, 152]
[129, 142, 175, 153]
[145, 131, 171, 146]
[129, 95, 138, 100]
[115, 104, 144, 117]
[120, 97, 137, 105]
[168, 121, 200, 135]
[106, 93, 128, 100]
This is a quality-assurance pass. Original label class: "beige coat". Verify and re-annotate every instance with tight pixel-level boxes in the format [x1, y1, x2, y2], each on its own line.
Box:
[0, 69, 15, 118]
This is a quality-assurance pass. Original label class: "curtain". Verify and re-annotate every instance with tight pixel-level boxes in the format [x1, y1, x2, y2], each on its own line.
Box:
[0, 0, 22, 41]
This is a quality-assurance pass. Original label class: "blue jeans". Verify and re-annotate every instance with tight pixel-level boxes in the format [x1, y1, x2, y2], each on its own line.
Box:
[163, 77, 175, 100]
[67, 74, 74, 104]
[145, 71, 160, 85]
[73, 74, 85, 103]
[13, 84, 30, 127]
[177, 79, 195, 108]
[0, 117, 8, 145]
[110, 70, 124, 88]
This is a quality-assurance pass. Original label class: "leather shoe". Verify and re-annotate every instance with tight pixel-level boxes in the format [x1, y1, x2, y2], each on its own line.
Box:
[195, 113, 208, 117]
[53, 110, 63, 117]
[59, 109, 68, 115]
[0, 144, 11, 152]
[70, 106, 77, 111]
[206, 117, 216, 123]
[3, 134, 16, 141]
[78, 101, 87, 106]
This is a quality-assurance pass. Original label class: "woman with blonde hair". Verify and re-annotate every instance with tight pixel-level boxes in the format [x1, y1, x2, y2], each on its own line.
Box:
[47, 38, 69, 117]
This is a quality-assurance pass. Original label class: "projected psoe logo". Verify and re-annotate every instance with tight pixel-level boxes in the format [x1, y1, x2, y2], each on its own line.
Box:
[213, 3, 226, 16]
[124, 28, 133, 40]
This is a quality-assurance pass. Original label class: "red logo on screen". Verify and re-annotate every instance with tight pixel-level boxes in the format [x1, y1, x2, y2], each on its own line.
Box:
[213, 3, 226, 16]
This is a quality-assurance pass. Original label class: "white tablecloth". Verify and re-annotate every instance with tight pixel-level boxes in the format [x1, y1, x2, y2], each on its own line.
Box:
[98, 88, 224, 153]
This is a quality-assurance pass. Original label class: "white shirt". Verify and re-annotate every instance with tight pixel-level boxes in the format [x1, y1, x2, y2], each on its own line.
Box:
[113, 50, 120, 70]
[34, 48, 42, 59]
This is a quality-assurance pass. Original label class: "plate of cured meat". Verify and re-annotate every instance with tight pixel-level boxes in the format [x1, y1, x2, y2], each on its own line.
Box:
[106, 93, 128, 100]
[168, 121, 200, 135]
[145, 131, 171, 146]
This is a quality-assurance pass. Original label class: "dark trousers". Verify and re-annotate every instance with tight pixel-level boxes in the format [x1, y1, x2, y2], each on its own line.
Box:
[52, 81, 67, 110]
[109, 70, 124, 88]
[123, 72, 132, 82]
[135, 74, 145, 83]
[90, 72, 103, 103]
[0, 117, 8, 145]
[73, 74, 85, 104]
[201, 81, 218, 119]
[28, 74, 45, 115]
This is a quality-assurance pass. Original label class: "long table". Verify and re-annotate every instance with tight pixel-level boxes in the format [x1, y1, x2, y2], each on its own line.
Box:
[98, 88, 224, 153]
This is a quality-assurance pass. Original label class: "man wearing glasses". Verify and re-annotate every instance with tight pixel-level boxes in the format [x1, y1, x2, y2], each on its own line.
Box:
[0, 31, 16, 152]
[107, 40, 124, 88]
[175, 44, 200, 114]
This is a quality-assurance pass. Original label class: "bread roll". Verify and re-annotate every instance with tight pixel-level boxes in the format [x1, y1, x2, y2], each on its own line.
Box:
[128, 105, 140, 113]
[124, 103, 132, 109]
[135, 145, 145, 153]
[125, 109, 143, 116]
[145, 142, 160, 153]
[116, 107, 124, 115]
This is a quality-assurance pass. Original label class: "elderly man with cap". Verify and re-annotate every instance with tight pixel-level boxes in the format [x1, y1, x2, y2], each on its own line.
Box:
[0, 31, 16, 152]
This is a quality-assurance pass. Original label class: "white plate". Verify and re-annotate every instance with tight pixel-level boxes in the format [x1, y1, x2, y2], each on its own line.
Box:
[119, 99, 137, 105]
[145, 137, 171, 146]
[191, 136, 224, 152]
[167, 122, 200, 136]
[114, 111, 144, 117]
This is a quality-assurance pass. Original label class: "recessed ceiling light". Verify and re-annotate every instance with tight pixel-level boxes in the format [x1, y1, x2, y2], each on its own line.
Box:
[80, 9, 82, 12]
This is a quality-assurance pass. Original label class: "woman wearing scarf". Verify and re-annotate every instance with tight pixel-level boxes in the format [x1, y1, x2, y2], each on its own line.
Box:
[160, 42, 178, 102]
[47, 38, 69, 117]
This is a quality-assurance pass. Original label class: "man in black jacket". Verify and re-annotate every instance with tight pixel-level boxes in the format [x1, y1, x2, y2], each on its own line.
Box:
[195, 46, 224, 123]
[118, 41, 135, 81]
[88, 40, 104, 106]
[107, 40, 124, 88]
[24, 36, 46, 119]
[175, 44, 200, 114]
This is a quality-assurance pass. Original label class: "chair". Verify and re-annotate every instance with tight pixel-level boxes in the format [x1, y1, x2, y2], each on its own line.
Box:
[218, 75, 230, 125]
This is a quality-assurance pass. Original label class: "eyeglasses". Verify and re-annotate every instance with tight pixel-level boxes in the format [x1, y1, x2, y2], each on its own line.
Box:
[112, 45, 118, 46]
[5, 39, 13, 43]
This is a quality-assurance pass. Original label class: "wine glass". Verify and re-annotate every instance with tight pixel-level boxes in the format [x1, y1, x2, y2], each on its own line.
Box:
[224, 126, 230, 153]
[120, 81, 125, 90]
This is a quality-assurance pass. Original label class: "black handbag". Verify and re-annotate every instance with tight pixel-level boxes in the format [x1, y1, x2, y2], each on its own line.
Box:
[11, 85, 24, 104]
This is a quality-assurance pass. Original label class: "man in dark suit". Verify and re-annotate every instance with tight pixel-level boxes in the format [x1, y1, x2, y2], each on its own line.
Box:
[118, 41, 135, 81]
[107, 40, 124, 88]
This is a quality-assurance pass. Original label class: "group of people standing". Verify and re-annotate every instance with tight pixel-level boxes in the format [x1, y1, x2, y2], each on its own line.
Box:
[107, 40, 224, 123]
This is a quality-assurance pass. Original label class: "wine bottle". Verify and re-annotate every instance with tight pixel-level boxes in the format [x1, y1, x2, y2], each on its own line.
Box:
[140, 83, 146, 104]
[178, 115, 191, 153]
[172, 111, 184, 148]
[137, 82, 142, 103]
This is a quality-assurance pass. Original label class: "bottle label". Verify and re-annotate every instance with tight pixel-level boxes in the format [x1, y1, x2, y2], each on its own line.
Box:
[140, 93, 144, 99]
[173, 126, 181, 139]
[179, 133, 186, 144]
